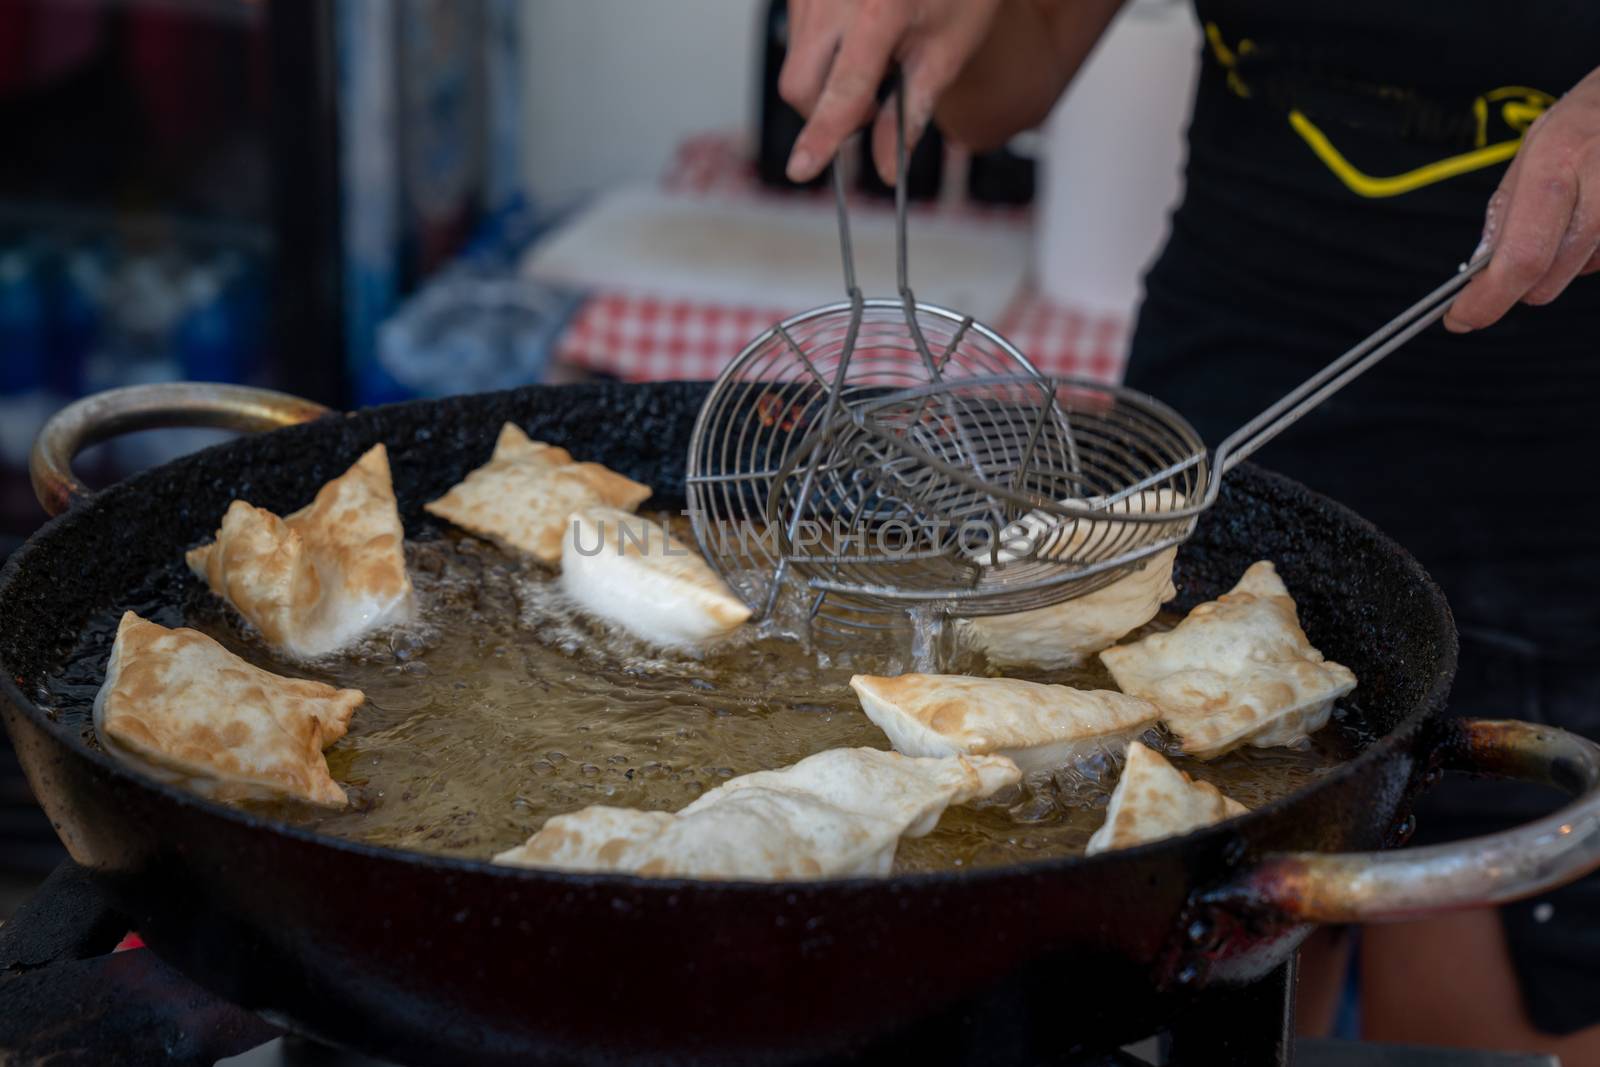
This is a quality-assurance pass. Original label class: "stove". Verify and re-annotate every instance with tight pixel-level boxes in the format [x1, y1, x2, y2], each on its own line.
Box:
[0, 863, 1561, 1067]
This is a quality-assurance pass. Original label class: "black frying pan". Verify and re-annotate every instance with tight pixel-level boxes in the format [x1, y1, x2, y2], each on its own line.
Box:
[3, 381, 1599, 1067]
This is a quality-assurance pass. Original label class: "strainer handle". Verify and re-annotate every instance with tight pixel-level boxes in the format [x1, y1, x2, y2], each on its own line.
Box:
[830, 151, 861, 301]
[1210, 253, 1490, 480]
[826, 69, 954, 391]
[827, 68, 918, 306]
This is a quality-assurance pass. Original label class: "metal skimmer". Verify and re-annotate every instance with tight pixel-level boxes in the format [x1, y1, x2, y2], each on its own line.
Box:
[687, 92, 1488, 637]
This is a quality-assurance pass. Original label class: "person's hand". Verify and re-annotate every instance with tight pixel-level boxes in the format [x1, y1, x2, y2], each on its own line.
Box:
[1446, 67, 1600, 332]
[779, 0, 1004, 184]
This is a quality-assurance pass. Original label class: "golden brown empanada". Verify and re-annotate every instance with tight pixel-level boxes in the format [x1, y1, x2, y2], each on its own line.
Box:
[849, 673, 1159, 773]
[187, 444, 413, 659]
[94, 612, 363, 807]
[1085, 740, 1247, 854]
[1099, 561, 1357, 759]
[492, 747, 1020, 879]
[424, 423, 651, 564]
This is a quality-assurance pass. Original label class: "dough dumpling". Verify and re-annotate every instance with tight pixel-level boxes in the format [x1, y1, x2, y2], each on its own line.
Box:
[982, 489, 1188, 566]
[424, 423, 651, 564]
[187, 444, 413, 659]
[849, 673, 1159, 774]
[1085, 740, 1247, 854]
[1099, 561, 1357, 759]
[94, 612, 363, 808]
[960, 490, 1185, 669]
[493, 748, 1020, 880]
[957, 548, 1177, 669]
[560, 506, 750, 648]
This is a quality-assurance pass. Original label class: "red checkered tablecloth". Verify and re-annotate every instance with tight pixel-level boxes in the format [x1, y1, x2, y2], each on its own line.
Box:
[553, 135, 1129, 384]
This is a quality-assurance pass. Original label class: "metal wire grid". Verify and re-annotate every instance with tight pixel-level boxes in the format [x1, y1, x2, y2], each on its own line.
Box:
[688, 347, 1206, 630]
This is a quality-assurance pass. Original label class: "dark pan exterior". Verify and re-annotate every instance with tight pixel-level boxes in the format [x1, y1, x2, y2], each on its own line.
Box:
[0, 382, 1457, 1065]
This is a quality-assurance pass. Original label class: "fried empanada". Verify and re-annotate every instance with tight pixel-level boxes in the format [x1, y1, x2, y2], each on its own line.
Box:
[560, 506, 750, 648]
[424, 423, 651, 564]
[492, 747, 1020, 879]
[1099, 561, 1357, 759]
[187, 444, 413, 659]
[849, 673, 1159, 773]
[983, 488, 1187, 565]
[94, 612, 363, 807]
[959, 490, 1184, 669]
[1085, 740, 1246, 854]
[958, 548, 1178, 669]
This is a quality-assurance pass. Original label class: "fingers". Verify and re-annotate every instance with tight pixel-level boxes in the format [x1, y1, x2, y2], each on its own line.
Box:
[1525, 149, 1600, 303]
[869, 92, 903, 185]
[1524, 194, 1600, 303]
[1440, 173, 1511, 333]
[870, 87, 936, 185]
[786, 2, 908, 182]
[778, 1, 840, 119]
[868, 43, 957, 183]
[1445, 139, 1581, 332]
[1478, 163, 1516, 255]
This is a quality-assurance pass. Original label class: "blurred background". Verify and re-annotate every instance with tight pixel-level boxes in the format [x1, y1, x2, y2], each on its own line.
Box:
[0, 0, 1199, 908]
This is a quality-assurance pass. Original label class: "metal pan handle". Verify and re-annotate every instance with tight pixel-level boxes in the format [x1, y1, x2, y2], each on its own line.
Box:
[1224, 718, 1600, 923]
[30, 382, 332, 517]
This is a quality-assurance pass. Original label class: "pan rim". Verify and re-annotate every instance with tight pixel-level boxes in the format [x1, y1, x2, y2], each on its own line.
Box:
[0, 410, 1458, 895]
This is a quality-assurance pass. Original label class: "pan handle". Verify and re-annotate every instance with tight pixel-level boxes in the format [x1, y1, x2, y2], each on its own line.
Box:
[30, 382, 332, 517]
[1221, 718, 1600, 924]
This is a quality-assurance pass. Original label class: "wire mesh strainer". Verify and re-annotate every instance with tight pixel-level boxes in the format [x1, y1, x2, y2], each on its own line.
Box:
[686, 89, 1067, 634]
[687, 87, 1489, 636]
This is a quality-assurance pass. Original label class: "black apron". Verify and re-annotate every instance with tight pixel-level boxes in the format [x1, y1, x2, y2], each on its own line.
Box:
[1124, 0, 1600, 1034]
